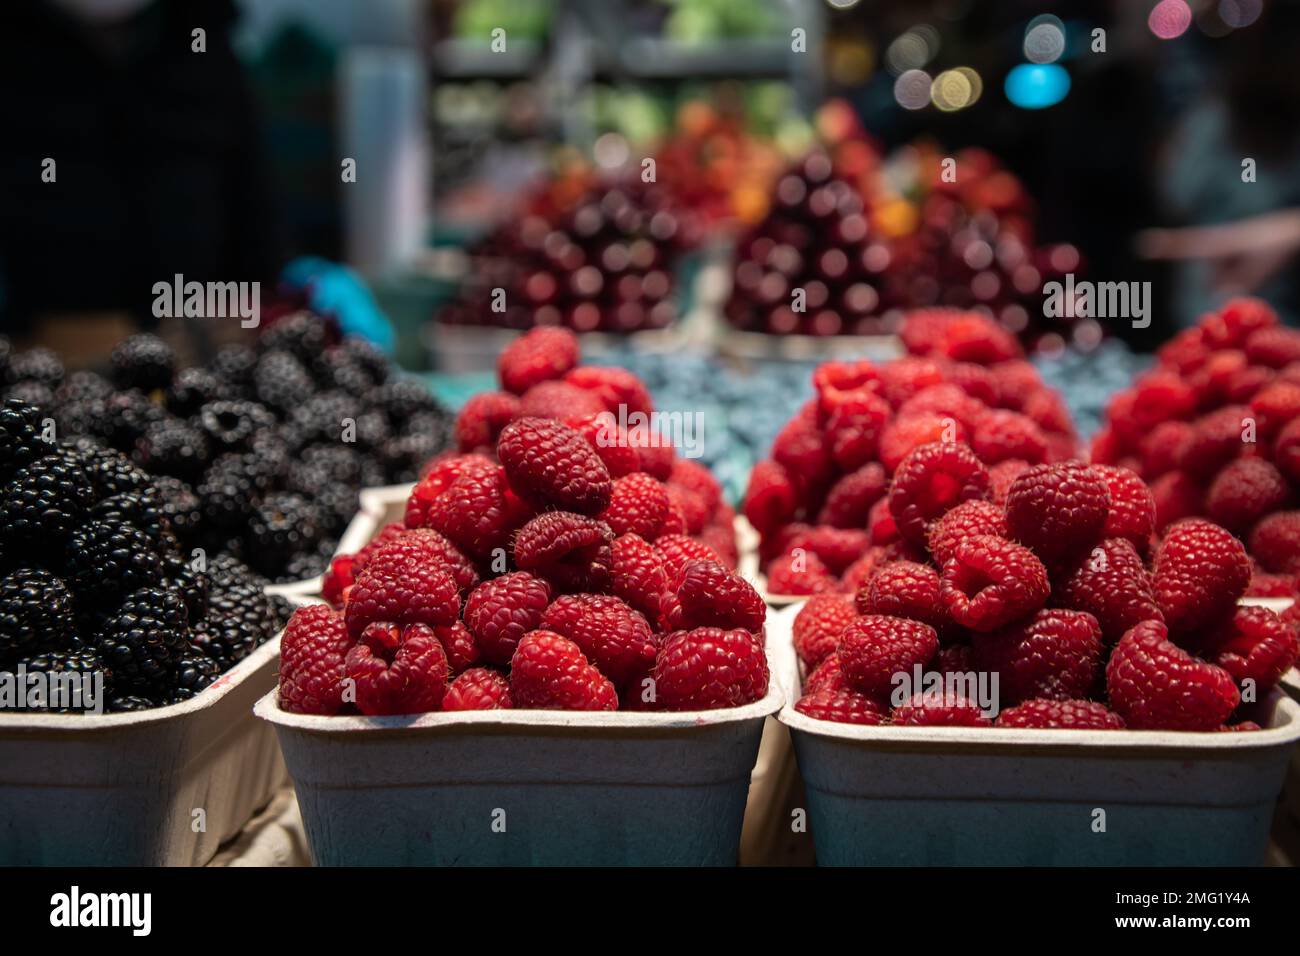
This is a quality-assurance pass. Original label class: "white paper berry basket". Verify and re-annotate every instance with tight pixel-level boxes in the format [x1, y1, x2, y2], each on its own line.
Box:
[0, 595, 320, 867]
[771, 600, 1300, 867]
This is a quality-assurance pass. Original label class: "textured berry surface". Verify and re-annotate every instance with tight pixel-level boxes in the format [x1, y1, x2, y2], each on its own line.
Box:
[513, 511, 614, 592]
[344, 552, 460, 639]
[0, 567, 76, 658]
[661, 559, 766, 633]
[541, 593, 657, 688]
[1152, 518, 1251, 638]
[941, 535, 1049, 632]
[1105, 620, 1239, 731]
[463, 572, 552, 666]
[996, 698, 1125, 729]
[442, 667, 513, 710]
[1093, 464, 1156, 552]
[654, 534, 722, 581]
[926, 499, 1006, 567]
[651, 627, 769, 711]
[1004, 462, 1110, 566]
[818, 463, 887, 528]
[838, 615, 938, 701]
[855, 561, 949, 636]
[510, 630, 618, 710]
[609, 533, 668, 623]
[765, 551, 837, 595]
[346, 623, 449, 716]
[1248, 511, 1300, 573]
[793, 594, 857, 667]
[1201, 606, 1299, 692]
[888, 441, 990, 545]
[599, 472, 669, 539]
[1205, 458, 1290, 534]
[497, 327, 580, 395]
[423, 465, 525, 560]
[971, 608, 1102, 704]
[1054, 538, 1163, 644]
[795, 687, 887, 724]
[497, 417, 612, 515]
[892, 690, 992, 726]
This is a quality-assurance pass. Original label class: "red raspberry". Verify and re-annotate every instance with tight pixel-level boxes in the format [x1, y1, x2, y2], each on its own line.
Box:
[1105, 619, 1239, 731]
[945, 361, 999, 406]
[941, 535, 1049, 632]
[1216, 297, 1279, 345]
[805, 651, 848, 693]
[667, 458, 722, 514]
[425, 465, 527, 560]
[431, 621, 478, 675]
[795, 688, 886, 724]
[1150, 470, 1205, 531]
[1245, 325, 1300, 368]
[987, 458, 1030, 506]
[900, 309, 959, 355]
[541, 593, 657, 688]
[665, 484, 708, 535]
[510, 630, 618, 710]
[455, 391, 520, 453]
[1152, 518, 1251, 638]
[1275, 418, 1300, 484]
[869, 496, 900, 545]
[1247, 568, 1298, 597]
[793, 594, 857, 667]
[346, 622, 449, 716]
[855, 561, 948, 636]
[610, 533, 668, 622]
[935, 642, 973, 675]
[1249, 381, 1300, 438]
[497, 326, 579, 395]
[771, 412, 834, 496]
[321, 554, 356, 607]
[661, 559, 765, 633]
[513, 511, 614, 592]
[497, 417, 612, 516]
[630, 434, 675, 481]
[361, 528, 481, 598]
[892, 690, 992, 726]
[651, 627, 769, 710]
[567, 413, 641, 478]
[344, 553, 461, 639]
[766, 551, 837, 595]
[970, 409, 1049, 465]
[442, 667, 513, 711]
[784, 525, 872, 574]
[698, 521, 739, 569]
[995, 699, 1125, 729]
[404, 454, 496, 529]
[879, 357, 946, 408]
[926, 499, 1007, 566]
[880, 414, 968, 473]
[840, 547, 888, 593]
[1054, 538, 1163, 644]
[653, 534, 722, 581]
[1201, 606, 1299, 691]
[1158, 325, 1210, 373]
[888, 441, 990, 545]
[825, 389, 891, 471]
[1093, 464, 1157, 553]
[519, 380, 607, 421]
[1129, 370, 1198, 429]
[1139, 421, 1194, 479]
[971, 608, 1102, 704]
[742, 460, 798, 537]
[1180, 405, 1251, 479]
[816, 464, 886, 529]
[813, 360, 880, 416]
[988, 360, 1045, 410]
[838, 615, 939, 701]
[463, 572, 551, 665]
[1248, 511, 1300, 573]
[1022, 389, 1077, 440]
[598, 472, 669, 539]
[1205, 458, 1290, 534]
[1218, 721, 1264, 732]
[897, 383, 986, 431]
[563, 365, 653, 416]
[935, 312, 1022, 364]
[1189, 350, 1249, 406]
[1005, 461, 1110, 566]
[279, 605, 353, 715]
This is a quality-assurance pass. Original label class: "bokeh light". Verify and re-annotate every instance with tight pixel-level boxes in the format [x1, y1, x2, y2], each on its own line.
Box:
[1219, 0, 1263, 28]
[1004, 63, 1071, 109]
[895, 69, 934, 110]
[885, 25, 939, 75]
[931, 69, 974, 111]
[1024, 17, 1066, 64]
[825, 0, 863, 8]
[1149, 0, 1193, 40]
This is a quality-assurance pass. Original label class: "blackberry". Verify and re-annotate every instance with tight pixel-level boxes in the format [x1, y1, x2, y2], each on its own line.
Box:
[162, 550, 209, 622]
[8, 348, 64, 388]
[269, 594, 295, 631]
[195, 527, 246, 562]
[73, 442, 152, 499]
[7, 648, 113, 712]
[340, 336, 390, 384]
[92, 488, 174, 546]
[168, 650, 221, 701]
[293, 443, 364, 488]
[1, 450, 96, 554]
[381, 429, 446, 484]
[65, 519, 165, 606]
[55, 370, 115, 407]
[196, 453, 271, 530]
[132, 419, 210, 481]
[193, 399, 274, 452]
[209, 344, 258, 391]
[281, 549, 329, 582]
[92, 390, 168, 452]
[110, 334, 175, 392]
[108, 695, 156, 712]
[0, 567, 76, 659]
[244, 492, 322, 578]
[248, 428, 292, 482]
[352, 408, 392, 453]
[369, 377, 437, 424]
[289, 391, 362, 448]
[253, 350, 314, 414]
[312, 348, 372, 397]
[0, 398, 53, 480]
[206, 553, 267, 590]
[192, 581, 276, 668]
[259, 312, 329, 364]
[92, 586, 192, 695]
[165, 367, 228, 417]
[5, 380, 55, 410]
[149, 476, 202, 543]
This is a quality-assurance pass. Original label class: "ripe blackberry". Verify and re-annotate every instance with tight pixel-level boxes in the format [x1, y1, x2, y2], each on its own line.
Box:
[281, 549, 329, 582]
[369, 378, 438, 424]
[244, 492, 322, 578]
[110, 334, 176, 392]
[8, 649, 114, 712]
[380, 431, 445, 484]
[55, 370, 115, 407]
[193, 399, 275, 452]
[168, 650, 221, 701]
[8, 347, 64, 388]
[351, 408, 392, 453]
[340, 336, 390, 384]
[149, 476, 202, 543]
[92, 487, 173, 547]
[260, 312, 330, 363]
[269, 594, 295, 631]
[93, 586, 192, 695]
[312, 349, 372, 396]
[206, 553, 267, 590]
[248, 427, 292, 482]
[1, 450, 96, 554]
[162, 551, 209, 622]
[165, 367, 229, 417]
[192, 581, 276, 668]
[291, 443, 364, 489]
[5, 380, 55, 410]
[65, 519, 165, 606]
[0, 398, 53, 480]
[197, 454, 268, 530]
[93, 390, 168, 452]
[209, 344, 258, 391]
[132, 419, 210, 481]
[108, 694, 156, 712]
[0, 567, 76, 659]
[68, 441, 152, 499]
[253, 350, 314, 414]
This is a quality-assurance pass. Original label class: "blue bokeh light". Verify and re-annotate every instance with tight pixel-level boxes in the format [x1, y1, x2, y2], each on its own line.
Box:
[1004, 63, 1071, 109]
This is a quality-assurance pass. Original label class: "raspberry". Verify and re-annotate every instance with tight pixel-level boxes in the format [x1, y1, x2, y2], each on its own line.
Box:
[793, 594, 857, 667]
[1005, 461, 1110, 566]
[1218, 721, 1263, 732]
[880, 414, 967, 473]
[667, 458, 723, 514]
[497, 326, 579, 395]
[825, 389, 890, 471]
[424, 465, 526, 560]
[971, 608, 1101, 704]
[813, 360, 880, 416]
[940, 535, 1049, 632]
[784, 525, 871, 574]
[1275, 418, 1300, 484]
[896, 383, 985, 430]
[987, 458, 1030, 506]
[818, 463, 888, 528]
[1054, 538, 1163, 644]
[404, 454, 496, 529]
[805, 651, 847, 693]
[1105, 619, 1239, 731]
[278, 605, 353, 715]
[1158, 326, 1210, 373]
[838, 615, 938, 701]
[360, 528, 480, 597]
[794, 688, 886, 725]
[510, 630, 618, 710]
[698, 520, 739, 570]
[1139, 421, 1194, 479]
[1200, 606, 1299, 692]
[988, 361, 1045, 410]
[869, 496, 900, 545]
[1245, 325, 1300, 368]
[1022, 389, 1077, 440]
[665, 484, 708, 535]
[771, 412, 834, 495]
[442, 667, 513, 711]
[1249, 381, 1300, 439]
[1150, 471, 1204, 531]
[1152, 518, 1251, 638]
[1204, 458, 1290, 534]
[1248, 511, 1300, 573]
[1190, 350, 1249, 406]
[651, 627, 769, 710]
[1246, 569, 1297, 597]
[514, 511, 614, 592]
[662, 560, 765, 636]
[742, 460, 798, 537]
[346, 623, 449, 716]
[888, 441, 990, 545]
[995, 699, 1125, 729]
[840, 547, 888, 593]
[765, 551, 836, 595]
[1091, 464, 1157, 553]
[518, 380, 607, 421]
[935, 642, 973, 675]
[599, 472, 669, 539]
[1129, 370, 1198, 429]
[434, 621, 480, 674]
[564, 365, 653, 417]
[463, 571, 552, 665]
[935, 312, 1022, 364]
[945, 361, 999, 406]
[654, 534, 722, 581]
[541, 593, 657, 688]
[344, 553, 461, 639]
[568, 413, 641, 478]
[609, 533, 668, 622]
[879, 357, 946, 408]
[891, 690, 991, 726]
[1180, 405, 1251, 479]
[855, 561, 949, 636]
[926, 499, 1007, 566]
[454, 391, 520, 453]
[497, 417, 612, 516]
[631, 435, 675, 481]
[970, 409, 1049, 465]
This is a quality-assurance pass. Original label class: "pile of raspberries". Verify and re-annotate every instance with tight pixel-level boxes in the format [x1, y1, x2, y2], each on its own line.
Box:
[277, 328, 769, 715]
[742, 309, 1080, 595]
[791, 449, 1299, 730]
[1091, 298, 1300, 595]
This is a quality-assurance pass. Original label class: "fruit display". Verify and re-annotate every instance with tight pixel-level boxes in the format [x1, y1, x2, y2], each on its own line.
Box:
[1090, 297, 1300, 596]
[741, 309, 1080, 594]
[278, 327, 764, 716]
[0, 400, 294, 711]
[0, 318, 453, 583]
